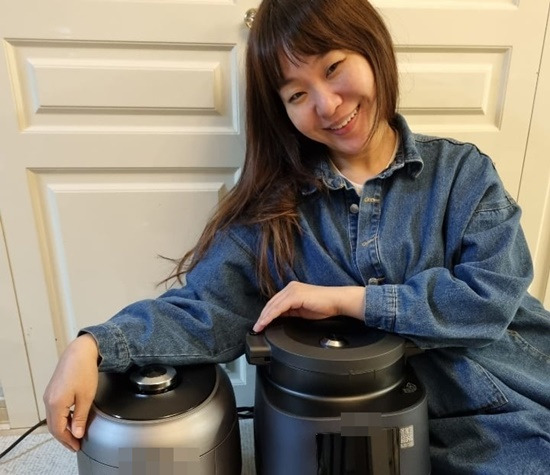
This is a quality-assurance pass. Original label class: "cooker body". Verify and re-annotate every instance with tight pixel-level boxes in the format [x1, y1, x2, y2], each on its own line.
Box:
[246, 318, 431, 475]
[77, 364, 241, 475]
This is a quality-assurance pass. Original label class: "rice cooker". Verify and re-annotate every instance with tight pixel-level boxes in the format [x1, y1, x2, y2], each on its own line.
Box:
[246, 317, 431, 475]
[77, 363, 241, 475]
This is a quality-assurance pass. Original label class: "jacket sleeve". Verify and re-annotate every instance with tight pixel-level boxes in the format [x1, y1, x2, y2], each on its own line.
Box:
[80, 229, 265, 372]
[365, 154, 534, 349]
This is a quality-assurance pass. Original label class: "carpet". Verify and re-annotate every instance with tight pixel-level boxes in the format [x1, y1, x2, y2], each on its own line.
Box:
[0, 419, 256, 474]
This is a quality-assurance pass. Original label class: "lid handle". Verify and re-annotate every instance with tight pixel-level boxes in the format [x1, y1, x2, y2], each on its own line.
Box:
[245, 331, 272, 365]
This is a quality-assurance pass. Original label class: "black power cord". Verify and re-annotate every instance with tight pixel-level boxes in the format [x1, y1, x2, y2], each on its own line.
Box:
[0, 418, 47, 460]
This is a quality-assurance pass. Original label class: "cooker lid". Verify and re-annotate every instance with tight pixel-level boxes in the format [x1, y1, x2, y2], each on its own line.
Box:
[261, 317, 405, 374]
[93, 364, 216, 420]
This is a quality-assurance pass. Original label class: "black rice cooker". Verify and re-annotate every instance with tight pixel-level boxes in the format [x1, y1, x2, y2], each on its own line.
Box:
[77, 364, 241, 474]
[246, 317, 431, 475]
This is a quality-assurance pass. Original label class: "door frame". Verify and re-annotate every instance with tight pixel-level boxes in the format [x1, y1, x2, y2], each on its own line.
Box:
[518, 3, 550, 307]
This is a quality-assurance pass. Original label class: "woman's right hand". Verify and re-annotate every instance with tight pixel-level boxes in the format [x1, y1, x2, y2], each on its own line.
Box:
[43, 333, 99, 452]
[253, 281, 366, 332]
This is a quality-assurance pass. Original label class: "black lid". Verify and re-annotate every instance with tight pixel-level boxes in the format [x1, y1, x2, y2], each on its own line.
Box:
[93, 364, 216, 420]
[264, 317, 405, 375]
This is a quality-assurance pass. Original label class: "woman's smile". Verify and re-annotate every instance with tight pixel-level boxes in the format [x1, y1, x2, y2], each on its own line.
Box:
[326, 105, 359, 132]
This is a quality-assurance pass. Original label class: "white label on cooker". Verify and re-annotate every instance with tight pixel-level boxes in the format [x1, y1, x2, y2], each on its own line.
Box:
[400, 425, 415, 448]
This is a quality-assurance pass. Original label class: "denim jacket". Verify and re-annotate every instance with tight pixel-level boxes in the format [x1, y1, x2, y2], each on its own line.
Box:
[83, 115, 550, 472]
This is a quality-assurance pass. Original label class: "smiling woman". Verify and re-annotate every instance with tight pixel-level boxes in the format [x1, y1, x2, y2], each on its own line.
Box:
[41, 0, 550, 473]
[277, 50, 396, 183]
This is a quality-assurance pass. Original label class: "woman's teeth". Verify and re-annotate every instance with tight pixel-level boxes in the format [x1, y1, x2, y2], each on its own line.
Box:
[330, 107, 358, 130]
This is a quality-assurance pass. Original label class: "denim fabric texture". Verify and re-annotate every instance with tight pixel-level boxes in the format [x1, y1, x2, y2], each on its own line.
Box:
[82, 115, 550, 473]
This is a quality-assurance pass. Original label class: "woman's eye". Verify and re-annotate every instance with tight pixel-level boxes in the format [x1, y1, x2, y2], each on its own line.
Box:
[326, 61, 342, 77]
[288, 91, 305, 103]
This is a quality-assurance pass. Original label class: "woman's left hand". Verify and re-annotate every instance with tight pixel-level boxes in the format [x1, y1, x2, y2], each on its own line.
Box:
[253, 281, 365, 332]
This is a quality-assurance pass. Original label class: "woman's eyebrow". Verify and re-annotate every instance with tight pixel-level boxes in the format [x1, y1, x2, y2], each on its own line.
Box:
[277, 51, 335, 90]
[278, 76, 295, 89]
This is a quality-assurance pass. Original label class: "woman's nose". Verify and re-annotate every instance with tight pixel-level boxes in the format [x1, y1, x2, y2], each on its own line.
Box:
[313, 87, 342, 118]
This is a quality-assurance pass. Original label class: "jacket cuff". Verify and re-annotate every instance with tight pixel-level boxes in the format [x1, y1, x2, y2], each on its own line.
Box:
[364, 284, 397, 332]
[78, 321, 132, 372]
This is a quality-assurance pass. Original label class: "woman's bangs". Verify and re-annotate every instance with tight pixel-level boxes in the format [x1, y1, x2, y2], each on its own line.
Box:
[256, 10, 336, 91]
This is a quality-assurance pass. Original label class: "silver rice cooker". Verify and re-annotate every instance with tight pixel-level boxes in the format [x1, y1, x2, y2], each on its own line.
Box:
[246, 317, 431, 475]
[77, 363, 241, 475]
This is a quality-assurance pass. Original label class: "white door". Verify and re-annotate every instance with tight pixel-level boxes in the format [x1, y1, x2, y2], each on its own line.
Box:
[1, 0, 549, 428]
[0, 0, 258, 427]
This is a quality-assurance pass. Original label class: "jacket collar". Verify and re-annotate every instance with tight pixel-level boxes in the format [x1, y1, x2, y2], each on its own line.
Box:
[302, 114, 424, 195]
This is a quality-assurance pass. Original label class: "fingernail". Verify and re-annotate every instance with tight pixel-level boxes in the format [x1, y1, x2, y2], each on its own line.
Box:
[73, 426, 84, 438]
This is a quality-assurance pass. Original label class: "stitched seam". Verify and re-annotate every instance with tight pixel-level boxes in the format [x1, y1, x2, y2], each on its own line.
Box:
[137, 345, 243, 361]
[474, 202, 515, 214]
[508, 330, 550, 361]
[471, 359, 509, 410]
[107, 322, 132, 364]
[228, 228, 258, 260]
[389, 285, 397, 332]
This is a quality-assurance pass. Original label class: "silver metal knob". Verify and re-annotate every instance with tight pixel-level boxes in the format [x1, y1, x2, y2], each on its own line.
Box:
[244, 8, 257, 29]
[320, 335, 349, 349]
[130, 364, 177, 394]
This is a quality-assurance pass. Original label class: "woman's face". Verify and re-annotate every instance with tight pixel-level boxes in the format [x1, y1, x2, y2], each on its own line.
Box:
[278, 49, 379, 162]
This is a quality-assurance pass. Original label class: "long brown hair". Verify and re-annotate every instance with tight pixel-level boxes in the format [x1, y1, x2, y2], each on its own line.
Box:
[169, 0, 399, 297]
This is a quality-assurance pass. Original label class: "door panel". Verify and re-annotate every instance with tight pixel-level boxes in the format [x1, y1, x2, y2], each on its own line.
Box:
[28, 168, 238, 347]
[5, 39, 238, 133]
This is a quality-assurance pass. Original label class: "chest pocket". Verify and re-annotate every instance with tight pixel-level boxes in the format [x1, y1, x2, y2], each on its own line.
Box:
[408, 348, 508, 418]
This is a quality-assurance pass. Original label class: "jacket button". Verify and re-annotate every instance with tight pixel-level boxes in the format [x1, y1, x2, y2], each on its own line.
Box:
[349, 203, 359, 214]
